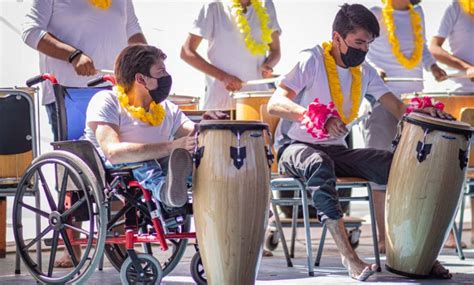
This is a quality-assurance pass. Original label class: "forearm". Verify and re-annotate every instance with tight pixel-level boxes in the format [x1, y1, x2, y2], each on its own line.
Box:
[105, 141, 174, 165]
[267, 90, 306, 122]
[263, 32, 281, 68]
[379, 92, 407, 120]
[36, 33, 76, 61]
[128, 33, 147, 45]
[429, 41, 471, 71]
[180, 47, 226, 81]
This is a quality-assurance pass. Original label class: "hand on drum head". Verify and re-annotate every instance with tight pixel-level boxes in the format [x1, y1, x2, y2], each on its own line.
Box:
[202, 110, 230, 120]
[325, 117, 348, 138]
[172, 135, 196, 153]
[416, 107, 454, 120]
[220, 72, 243, 92]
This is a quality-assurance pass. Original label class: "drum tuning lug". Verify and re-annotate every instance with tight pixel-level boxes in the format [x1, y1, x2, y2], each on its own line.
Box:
[230, 146, 247, 169]
[193, 146, 205, 168]
[416, 141, 432, 163]
[459, 149, 468, 170]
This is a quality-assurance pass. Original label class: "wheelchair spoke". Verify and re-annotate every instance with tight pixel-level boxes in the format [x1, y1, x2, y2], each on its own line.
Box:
[62, 195, 86, 219]
[23, 225, 53, 250]
[18, 202, 49, 218]
[37, 168, 57, 211]
[169, 239, 179, 247]
[59, 229, 79, 267]
[57, 168, 70, 212]
[64, 224, 90, 237]
[47, 230, 60, 277]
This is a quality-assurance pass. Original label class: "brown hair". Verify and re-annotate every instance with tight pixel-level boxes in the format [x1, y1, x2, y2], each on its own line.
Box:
[114, 44, 166, 92]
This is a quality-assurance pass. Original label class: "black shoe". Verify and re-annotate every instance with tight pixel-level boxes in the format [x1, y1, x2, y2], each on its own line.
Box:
[160, 148, 192, 208]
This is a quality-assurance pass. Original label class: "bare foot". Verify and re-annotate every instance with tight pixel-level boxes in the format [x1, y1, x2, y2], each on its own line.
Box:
[54, 246, 81, 268]
[444, 235, 467, 249]
[378, 240, 386, 254]
[342, 256, 378, 281]
[430, 260, 452, 279]
[262, 249, 273, 257]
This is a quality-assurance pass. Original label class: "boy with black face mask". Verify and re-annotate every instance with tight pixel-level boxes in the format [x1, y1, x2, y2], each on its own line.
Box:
[267, 3, 452, 281]
[84, 44, 228, 208]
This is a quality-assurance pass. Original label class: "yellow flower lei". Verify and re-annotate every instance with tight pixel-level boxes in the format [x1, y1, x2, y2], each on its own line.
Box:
[89, 0, 112, 10]
[460, 0, 474, 15]
[114, 85, 166, 126]
[231, 0, 273, 56]
[322, 41, 362, 124]
[382, 0, 424, 69]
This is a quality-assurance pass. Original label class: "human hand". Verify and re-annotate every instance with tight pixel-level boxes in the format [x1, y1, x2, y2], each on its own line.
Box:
[172, 135, 196, 153]
[376, 68, 387, 81]
[261, 65, 274, 78]
[72, 53, 97, 76]
[202, 110, 230, 120]
[220, 72, 243, 92]
[467, 66, 474, 82]
[416, 107, 453, 120]
[324, 116, 348, 137]
[430, 64, 447, 81]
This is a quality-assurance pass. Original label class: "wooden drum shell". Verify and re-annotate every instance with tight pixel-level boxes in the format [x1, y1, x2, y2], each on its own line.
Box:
[233, 91, 273, 121]
[192, 121, 271, 285]
[168, 94, 199, 111]
[385, 113, 472, 277]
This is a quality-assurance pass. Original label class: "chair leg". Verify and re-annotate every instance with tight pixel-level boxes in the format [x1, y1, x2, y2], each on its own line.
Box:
[290, 191, 299, 258]
[315, 223, 326, 267]
[452, 224, 465, 260]
[271, 193, 293, 267]
[366, 184, 381, 271]
[300, 185, 314, 277]
[457, 189, 466, 242]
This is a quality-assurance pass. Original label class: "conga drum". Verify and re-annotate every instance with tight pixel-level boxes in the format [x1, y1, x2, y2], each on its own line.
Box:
[402, 91, 474, 120]
[193, 120, 272, 285]
[232, 90, 274, 120]
[385, 113, 473, 277]
[168, 94, 199, 110]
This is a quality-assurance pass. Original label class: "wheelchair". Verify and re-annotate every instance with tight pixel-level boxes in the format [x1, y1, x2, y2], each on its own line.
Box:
[12, 74, 206, 284]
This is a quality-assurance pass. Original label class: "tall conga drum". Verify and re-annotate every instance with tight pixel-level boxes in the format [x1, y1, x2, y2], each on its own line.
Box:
[232, 90, 274, 120]
[385, 113, 473, 277]
[193, 120, 272, 285]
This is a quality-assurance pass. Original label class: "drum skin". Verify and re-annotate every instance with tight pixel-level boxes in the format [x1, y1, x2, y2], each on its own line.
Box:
[168, 94, 199, 110]
[385, 113, 472, 277]
[193, 121, 271, 285]
[233, 91, 273, 121]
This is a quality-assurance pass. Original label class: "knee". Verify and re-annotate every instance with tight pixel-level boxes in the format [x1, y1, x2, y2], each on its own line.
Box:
[303, 151, 335, 181]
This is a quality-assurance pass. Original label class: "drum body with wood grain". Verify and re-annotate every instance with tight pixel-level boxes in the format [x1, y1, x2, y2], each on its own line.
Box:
[233, 90, 274, 121]
[385, 113, 473, 277]
[192, 121, 271, 285]
[168, 94, 199, 110]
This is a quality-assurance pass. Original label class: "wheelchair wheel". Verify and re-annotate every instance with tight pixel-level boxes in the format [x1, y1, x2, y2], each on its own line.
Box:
[120, 253, 162, 284]
[190, 251, 207, 285]
[12, 151, 107, 284]
[105, 207, 191, 277]
[264, 230, 279, 251]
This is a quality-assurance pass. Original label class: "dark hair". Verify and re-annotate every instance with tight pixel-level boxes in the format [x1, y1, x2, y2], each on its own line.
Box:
[332, 3, 380, 39]
[114, 44, 167, 92]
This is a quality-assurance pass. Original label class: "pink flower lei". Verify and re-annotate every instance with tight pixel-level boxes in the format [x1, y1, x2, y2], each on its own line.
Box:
[301, 99, 340, 139]
[405, 96, 444, 114]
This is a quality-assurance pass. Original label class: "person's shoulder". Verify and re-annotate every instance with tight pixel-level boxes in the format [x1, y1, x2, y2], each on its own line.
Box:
[300, 45, 323, 62]
[201, 0, 225, 10]
[91, 89, 118, 105]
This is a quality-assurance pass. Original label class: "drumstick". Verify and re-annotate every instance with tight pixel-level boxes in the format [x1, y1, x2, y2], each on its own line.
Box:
[447, 72, 470, 79]
[242, 77, 279, 86]
[97, 69, 114, 74]
[384, 77, 424, 82]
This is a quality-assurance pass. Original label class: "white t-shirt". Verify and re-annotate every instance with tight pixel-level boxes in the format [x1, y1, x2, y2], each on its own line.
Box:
[22, 0, 143, 105]
[190, 0, 282, 109]
[84, 90, 190, 158]
[435, 1, 474, 92]
[366, 5, 436, 96]
[276, 46, 390, 147]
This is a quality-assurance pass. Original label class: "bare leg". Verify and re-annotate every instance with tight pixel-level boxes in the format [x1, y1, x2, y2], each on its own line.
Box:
[372, 190, 386, 254]
[444, 230, 466, 249]
[54, 222, 82, 268]
[326, 218, 378, 281]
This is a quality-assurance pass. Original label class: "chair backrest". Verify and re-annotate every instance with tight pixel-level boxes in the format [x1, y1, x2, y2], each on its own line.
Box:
[54, 86, 108, 141]
[0, 90, 34, 185]
[460, 108, 474, 168]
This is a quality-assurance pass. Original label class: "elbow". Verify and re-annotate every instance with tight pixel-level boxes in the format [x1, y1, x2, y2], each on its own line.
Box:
[180, 46, 190, 62]
[103, 149, 121, 165]
[267, 99, 278, 116]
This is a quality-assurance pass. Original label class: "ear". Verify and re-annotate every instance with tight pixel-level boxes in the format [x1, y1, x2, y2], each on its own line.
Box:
[135, 73, 146, 86]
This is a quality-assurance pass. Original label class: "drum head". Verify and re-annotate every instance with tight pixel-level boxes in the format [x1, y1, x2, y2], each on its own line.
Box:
[406, 112, 473, 133]
[168, 94, 199, 105]
[198, 120, 268, 132]
[232, 90, 274, 99]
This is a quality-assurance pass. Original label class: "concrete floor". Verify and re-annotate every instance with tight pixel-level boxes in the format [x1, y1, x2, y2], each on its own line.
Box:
[0, 221, 472, 285]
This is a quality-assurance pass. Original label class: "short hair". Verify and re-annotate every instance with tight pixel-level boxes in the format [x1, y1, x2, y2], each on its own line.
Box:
[332, 3, 380, 39]
[114, 44, 167, 92]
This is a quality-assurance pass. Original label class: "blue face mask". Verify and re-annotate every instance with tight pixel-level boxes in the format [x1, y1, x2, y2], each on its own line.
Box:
[146, 75, 172, 103]
[340, 38, 367, 67]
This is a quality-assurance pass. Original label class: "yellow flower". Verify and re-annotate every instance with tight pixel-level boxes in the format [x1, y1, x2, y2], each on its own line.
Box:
[89, 0, 112, 10]
[231, 0, 273, 56]
[382, 0, 424, 69]
[114, 85, 166, 126]
[322, 41, 362, 124]
[460, 0, 474, 15]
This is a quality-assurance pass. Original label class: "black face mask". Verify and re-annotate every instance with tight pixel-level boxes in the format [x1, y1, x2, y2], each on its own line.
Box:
[146, 75, 172, 103]
[340, 38, 367, 67]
